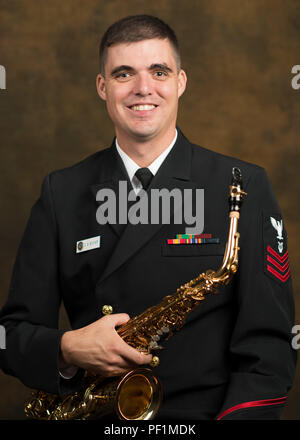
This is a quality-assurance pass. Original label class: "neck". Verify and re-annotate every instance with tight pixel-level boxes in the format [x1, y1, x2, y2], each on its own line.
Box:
[116, 127, 177, 167]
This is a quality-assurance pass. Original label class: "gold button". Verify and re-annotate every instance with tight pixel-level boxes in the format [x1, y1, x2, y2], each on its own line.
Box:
[102, 305, 113, 315]
[150, 356, 160, 367]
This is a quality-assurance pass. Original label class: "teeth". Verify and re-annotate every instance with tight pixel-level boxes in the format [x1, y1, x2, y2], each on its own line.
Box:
[131, 105, 155, 111]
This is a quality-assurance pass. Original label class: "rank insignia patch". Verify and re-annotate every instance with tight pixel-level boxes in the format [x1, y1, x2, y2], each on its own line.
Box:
[263, 213, 290, 284]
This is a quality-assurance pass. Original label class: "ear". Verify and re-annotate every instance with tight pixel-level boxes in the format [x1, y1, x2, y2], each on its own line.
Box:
[177, 69, 187, 98]
[96, 73, 107, 101]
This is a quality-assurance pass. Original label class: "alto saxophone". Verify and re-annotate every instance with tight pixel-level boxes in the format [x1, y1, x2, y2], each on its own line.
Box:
[24, 167, 247, 421]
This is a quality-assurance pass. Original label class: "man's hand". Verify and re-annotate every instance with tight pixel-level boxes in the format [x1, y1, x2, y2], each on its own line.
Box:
[60, 313, 153, 377]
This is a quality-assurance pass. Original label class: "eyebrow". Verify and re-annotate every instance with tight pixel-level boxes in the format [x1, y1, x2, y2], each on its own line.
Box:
[109, 63, 174, 77]
[110, 65, 134, 76]
[149, 63, 173, 73]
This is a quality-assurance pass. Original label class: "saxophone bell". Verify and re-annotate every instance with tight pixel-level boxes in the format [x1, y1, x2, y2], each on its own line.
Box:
[115, 368, 162, 420]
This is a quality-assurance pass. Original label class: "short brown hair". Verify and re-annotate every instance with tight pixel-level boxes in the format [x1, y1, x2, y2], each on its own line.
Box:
[99, 15, 181, 75]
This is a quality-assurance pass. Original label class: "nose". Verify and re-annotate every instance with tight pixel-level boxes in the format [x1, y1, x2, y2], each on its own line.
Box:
[132, 73, 153, 96]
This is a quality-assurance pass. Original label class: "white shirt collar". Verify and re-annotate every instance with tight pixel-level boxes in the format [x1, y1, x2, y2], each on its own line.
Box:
[115, 129, 177, 191]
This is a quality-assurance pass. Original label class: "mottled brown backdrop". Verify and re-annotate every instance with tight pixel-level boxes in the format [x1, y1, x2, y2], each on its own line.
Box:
[0, 0, 299, 419]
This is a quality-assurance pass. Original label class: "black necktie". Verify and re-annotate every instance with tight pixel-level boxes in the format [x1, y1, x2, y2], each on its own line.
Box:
[135, 168, 153, 190]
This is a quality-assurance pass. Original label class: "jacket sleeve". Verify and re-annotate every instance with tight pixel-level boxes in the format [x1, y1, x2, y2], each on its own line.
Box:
[216, 167, 297, 420]
[0, 174, 83, 395]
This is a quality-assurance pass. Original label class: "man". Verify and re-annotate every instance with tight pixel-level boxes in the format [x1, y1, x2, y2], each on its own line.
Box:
[0, 15, 296, 420]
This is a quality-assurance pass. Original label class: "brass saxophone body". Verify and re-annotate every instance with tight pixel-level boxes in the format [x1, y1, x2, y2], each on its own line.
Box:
[25, 167, 247, 421]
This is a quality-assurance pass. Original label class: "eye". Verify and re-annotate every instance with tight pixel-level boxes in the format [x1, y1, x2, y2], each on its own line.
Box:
[153, 70, 169, 80]
[115, 72, 132, 81]
[154, 71, 167, 78]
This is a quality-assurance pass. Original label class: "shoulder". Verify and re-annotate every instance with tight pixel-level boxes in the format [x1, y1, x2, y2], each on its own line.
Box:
[188, 138, 266, 187]
[192, 141, 263, 171]
[50, 147, 111, 181]
[44, 146, 113, 191]
[39, 146, 113, 205]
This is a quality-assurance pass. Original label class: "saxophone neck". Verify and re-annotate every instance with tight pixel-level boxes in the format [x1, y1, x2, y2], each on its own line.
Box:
[214, 168, 247, 282]
[217, 212, 240, 278]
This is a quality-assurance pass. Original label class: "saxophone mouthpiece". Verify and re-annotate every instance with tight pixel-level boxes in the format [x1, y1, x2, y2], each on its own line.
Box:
[229, 167, 247, 212]
[232, 167, 242, 186]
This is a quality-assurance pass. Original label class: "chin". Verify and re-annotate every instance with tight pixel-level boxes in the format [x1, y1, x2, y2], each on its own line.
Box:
[129, 126, 158, 140]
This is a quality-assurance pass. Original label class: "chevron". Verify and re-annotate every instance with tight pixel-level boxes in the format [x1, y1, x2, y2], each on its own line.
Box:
[267, 245, 288, 263]
[267, 255, 289, 273]
[267, 265, 290, 282]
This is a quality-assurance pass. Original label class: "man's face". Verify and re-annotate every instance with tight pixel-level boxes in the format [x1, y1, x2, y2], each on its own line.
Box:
[96, 38, 187, 143]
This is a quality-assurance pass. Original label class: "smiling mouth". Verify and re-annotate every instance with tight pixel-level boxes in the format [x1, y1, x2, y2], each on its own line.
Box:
[128, 104, 158, 111]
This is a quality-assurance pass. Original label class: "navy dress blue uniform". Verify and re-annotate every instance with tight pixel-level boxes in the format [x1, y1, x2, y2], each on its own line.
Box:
[0, 129, 296, 419]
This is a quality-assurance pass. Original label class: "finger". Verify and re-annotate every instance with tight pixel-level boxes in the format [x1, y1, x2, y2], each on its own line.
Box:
[117, 339, 153, 365]
[105, 356, 151, 377]
[105, 313, 131, 328]
[102, 314, 153, 365]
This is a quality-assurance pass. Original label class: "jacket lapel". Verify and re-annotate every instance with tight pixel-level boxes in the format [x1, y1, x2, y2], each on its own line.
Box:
[95, 129, 198, 287]
[90, 140, 133, 237]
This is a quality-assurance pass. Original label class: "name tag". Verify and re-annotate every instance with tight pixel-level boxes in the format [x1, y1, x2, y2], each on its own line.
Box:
[76, 236, 101, 253]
